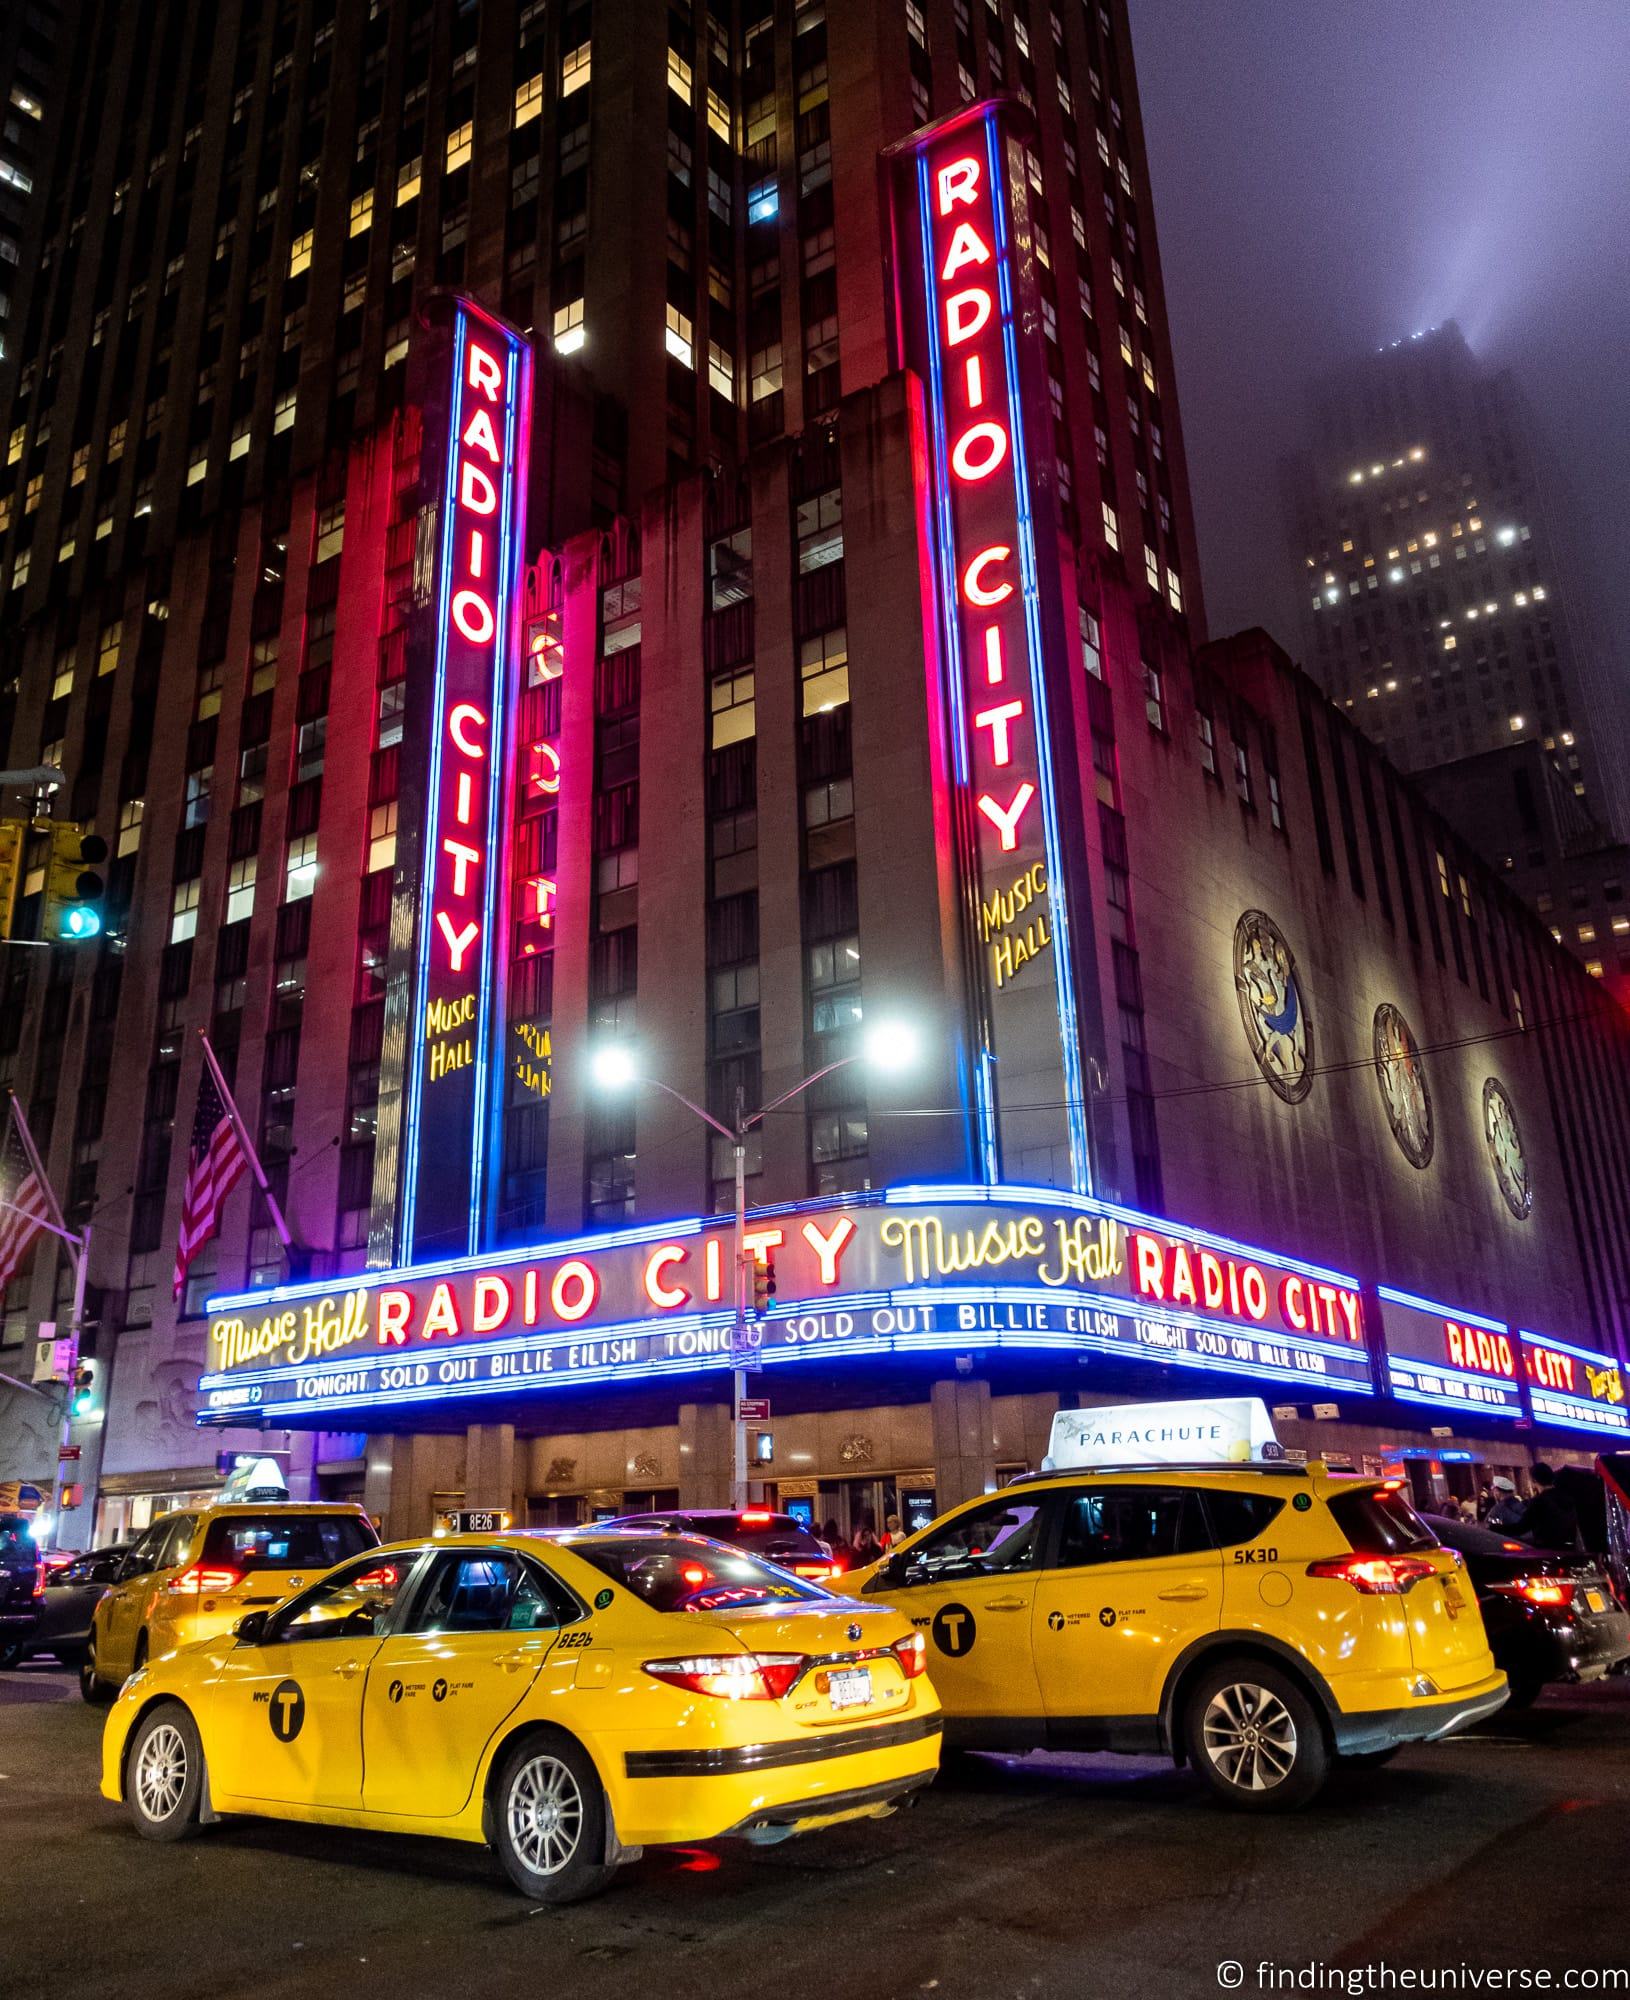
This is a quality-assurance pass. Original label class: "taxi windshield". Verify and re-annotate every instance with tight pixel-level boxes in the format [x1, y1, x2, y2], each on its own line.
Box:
[567, 1535, 826, 1613]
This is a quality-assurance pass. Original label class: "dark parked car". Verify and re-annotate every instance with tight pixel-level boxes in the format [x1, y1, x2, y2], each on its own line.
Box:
[599, 1508, 844, 1580]
[1424, 1512, 1630, 1708]
[7, 1544, 130, 1674]
[0, 1512, 45, 1669]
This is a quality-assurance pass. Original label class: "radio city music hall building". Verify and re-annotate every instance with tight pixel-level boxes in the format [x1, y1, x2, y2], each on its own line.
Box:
[2, 5, 1630, 1543]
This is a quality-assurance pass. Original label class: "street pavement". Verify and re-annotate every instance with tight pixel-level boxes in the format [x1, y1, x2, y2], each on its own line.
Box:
[3, 1663, 1628, 2000]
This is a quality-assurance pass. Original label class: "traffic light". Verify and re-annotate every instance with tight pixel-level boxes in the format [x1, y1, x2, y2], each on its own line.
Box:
[44, 824, 108, 941]
[70, 1363, 98, 1419]
[752, 1251, 777, 1318]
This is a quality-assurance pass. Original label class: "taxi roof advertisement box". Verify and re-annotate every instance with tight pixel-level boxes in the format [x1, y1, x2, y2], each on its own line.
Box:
[1045, 1398, 1281, 1472]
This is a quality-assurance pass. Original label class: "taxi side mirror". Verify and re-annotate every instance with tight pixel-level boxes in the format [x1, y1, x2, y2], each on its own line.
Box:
[233, 1611, 268, 1646]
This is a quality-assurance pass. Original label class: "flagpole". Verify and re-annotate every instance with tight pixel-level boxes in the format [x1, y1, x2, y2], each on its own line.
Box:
[197, 1031, 295, 1252]
[6, 1090, 76, 1246]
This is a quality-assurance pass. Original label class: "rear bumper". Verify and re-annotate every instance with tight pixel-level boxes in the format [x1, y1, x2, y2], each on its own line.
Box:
[1333, 1673, 1509, 1756]
[624, 1712, 941, 1779]
[716, 1769, 934, 1840]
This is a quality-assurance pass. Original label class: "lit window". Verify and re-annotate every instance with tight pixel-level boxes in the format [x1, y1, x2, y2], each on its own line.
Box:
[285, 834, 319, 902]
[1101, 501, 1119, 552]
[97, 621, 122, 676]
[445, 122, 472, 172]
[709, 667, 756, 748]
[315, 502, 345, 564]
[800, 628, 849, 715]
[1196, 711, 1217, 777]
[117, 798, 144, 857]
[273, 389, 297, 434]
[1143, 662, 1165, 732]
[186, 454, 208, 487]
[225, 857, 257, 926]
[170, 878, 202, 944]
[664, 303, 694, 368]
[747, 179, 778, 224]
[1080, 606, 1102, 679]
[349, 191, 373, 235]
[1437, 851, 1452, 899]
[749, 341, 783, 401]
[1578, 924, 1597, 944]
[288, 229, 314, 276]
[708, 527, 753, 609]
[367, 801, 398, 874]
[707, 341, 735, 402]
[397, 156, 422, 204]
[1166, 568, 1183, 614]
[796, 488, 843, 572]
[229, 424, 251, 461]
[1586, 960, 1604, 979]
[667, 49, 693, 98]
[50, 655, 75, 701]
[553, 297, 585, 354]
[1143, 544, 1160, 593]
[514, 72, 544, 126]
[0, 160, 34, 194]
[562, 43, 591, 95]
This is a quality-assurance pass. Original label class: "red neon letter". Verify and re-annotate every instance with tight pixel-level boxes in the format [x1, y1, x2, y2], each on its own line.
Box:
[643, 1245, 690, 1309]
[449, 703, 488, 757]
[976, 782, 1036, 851]
[462, 405, 501, 463]
[944, 287, 993, 347]
[973, 699, 1026, 767]
[982, 627, 1005, 685]
[940, 220, 992, 282]
[800, 1214, 857, 1287]
[435, 910, 480, 971]
[422, 1282, 460, 1341]
[936, 155, 981, 215]
[472, 1274, 512, 1333]
[1240, 1266, 1269, 1322]
[467, 341, 504, 400]
[443, 837, 481, 897]
[377, 1290, 413, 1346]
[452, 588, 495, 645]
[528, 741, 561, 795]
[1280, 1275, 1308, 1331]
[459, 460, 497, 515]
[551, 1260, 599, 1322]
[1131, 1233, 1166, 1301]
[951, 420, 1009, 482]
[962, 545, 1013, 606]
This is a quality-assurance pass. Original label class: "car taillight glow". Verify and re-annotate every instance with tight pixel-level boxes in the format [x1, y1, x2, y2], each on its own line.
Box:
[892, 1631, 927, 1680]
[1493, 1576, 1576, 1610]
[32, 1559, 45, 1599]
[352, 1566, 399, 1589]
[1307, 1554, 1438, 1594]
[738, 1510, 774, 1525]
[642, 1653, 806, 1700]
[681, 1564, 712, 1586]
[168, 1564, 244, 1595]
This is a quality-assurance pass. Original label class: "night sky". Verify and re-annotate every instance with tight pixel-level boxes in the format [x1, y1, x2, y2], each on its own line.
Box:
[1129, 0, 1630, 664]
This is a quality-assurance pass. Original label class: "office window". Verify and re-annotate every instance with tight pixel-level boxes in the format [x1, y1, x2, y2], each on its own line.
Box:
[514, 73, 544, 126]
[225, 857, 257, 925]
[1196, 711, 1217, 777]
[170, 878, 201, 944]
[709, 668, 756, 749]
[562, 43, 591, 95]
[285, 835, 318, 902]
[368, 801, 398, 874]
[445, 122, 472, 172]
[1143, 663, 1165, 733]
[796, 488, 843, 572]
[800, 628, 849, 715]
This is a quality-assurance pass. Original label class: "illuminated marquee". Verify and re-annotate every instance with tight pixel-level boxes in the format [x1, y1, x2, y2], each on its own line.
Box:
[198, 1185, 1374, 1424]
[401, 300, 532, 1259]
[1520, 1327, 1630, 1438]
[889, 104, 1093, 1189]
[1376, 1285, 1525, 1420]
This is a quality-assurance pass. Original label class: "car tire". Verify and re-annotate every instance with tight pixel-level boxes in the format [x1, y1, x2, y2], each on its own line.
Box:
[0, 1639, 25, 1670]
[1502, 1673, 1543, 1712]
[1183, 1657, 1330, 1811]
[492, 1732, 616, 1904]
[125, 1700, 206, 1842]
[81, 1637, 113, 1704]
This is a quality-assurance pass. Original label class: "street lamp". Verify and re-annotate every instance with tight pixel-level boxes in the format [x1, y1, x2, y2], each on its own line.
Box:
[592, 1019, 920, 1507]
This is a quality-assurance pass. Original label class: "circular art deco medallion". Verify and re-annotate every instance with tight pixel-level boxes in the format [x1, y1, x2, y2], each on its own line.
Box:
[1372, 1003, 1434, 1169]
[1233, 910, 1312, 1103]
[1482, 1076, 1533, 1220]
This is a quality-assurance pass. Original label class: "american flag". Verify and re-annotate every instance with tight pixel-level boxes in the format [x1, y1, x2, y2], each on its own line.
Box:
[173, 1061, 249, 1301]
[0, 1101, 50, 1288]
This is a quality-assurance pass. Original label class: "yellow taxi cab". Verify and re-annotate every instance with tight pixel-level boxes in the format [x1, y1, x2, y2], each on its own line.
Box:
[100, 1527, 941, 1901]
[83, 1499, 378, 1701]
[849, 1398, 1507, 1809]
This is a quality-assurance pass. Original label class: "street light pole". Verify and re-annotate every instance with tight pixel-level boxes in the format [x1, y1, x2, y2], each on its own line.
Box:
[732, 1084, 750, 1509]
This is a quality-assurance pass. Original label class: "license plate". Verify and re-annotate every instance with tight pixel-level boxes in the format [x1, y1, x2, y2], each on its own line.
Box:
[828, 1668, 873, 1711]
[1587, 1589, 1606, 1614]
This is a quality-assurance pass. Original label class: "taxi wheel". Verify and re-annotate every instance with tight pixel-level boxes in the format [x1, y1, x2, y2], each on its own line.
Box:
[493, 1732, 614, 1904]
[126, 1701, 206, 1842]
[81, 1639, 113, 1705]
[1184, 1659, 1328, 1811]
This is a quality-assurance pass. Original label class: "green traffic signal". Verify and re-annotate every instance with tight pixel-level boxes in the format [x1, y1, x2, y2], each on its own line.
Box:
[70, 1366, 96, 1417]
[60, 905, 102, 940]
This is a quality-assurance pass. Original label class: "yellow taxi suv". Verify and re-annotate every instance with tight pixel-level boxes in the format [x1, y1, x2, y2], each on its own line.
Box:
[83, 1502, 379, 1702]
[850, 1399, 1507, 1810]
[100, 1529, 941, 1902]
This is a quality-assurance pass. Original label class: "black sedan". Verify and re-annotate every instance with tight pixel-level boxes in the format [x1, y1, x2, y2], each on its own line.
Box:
[598, 1508, 846, 1580]
[2, 1544, 128, 1675]
[1424, 1513, 1630, 1708]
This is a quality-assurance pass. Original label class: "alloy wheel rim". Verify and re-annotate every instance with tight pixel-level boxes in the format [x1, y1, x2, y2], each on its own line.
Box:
[135, 1722, 188, 1820]
[508, 1754, 585, 1876]
[1202, 1681, 1297, 1791]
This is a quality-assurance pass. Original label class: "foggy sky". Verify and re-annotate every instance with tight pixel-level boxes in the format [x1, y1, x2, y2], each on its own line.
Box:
[1129, 0, 1630, 660]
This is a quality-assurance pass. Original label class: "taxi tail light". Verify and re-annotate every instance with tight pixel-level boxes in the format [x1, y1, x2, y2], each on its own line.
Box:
[1492, 1576, 1575, 1610]
[168, 1564, 244, 1595]
[1306, 1555, 1437, 1595]
[32, 1558, 46, 1599]
[642, 1653, 806, 1701]
[892, 1631, 927, 1680]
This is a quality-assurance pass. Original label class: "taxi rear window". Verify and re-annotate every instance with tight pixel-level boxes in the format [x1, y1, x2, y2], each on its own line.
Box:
[568, 1536, 824, 1614]
[1329, 1487, 1435, 1555]
[200, 1513, 376, 1571]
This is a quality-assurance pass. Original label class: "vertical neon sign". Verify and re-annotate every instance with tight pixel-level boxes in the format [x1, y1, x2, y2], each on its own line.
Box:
[889, 103, 1093, 1193]
[401, 299, 531, 1260]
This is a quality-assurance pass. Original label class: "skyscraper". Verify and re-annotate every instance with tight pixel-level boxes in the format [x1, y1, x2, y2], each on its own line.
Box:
[1279, 322, 1626, 841]
[4, 6, 1629, 1547]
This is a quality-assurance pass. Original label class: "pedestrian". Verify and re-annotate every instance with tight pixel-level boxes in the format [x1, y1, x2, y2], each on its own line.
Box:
[820, 1517, 851, 1565]
[1475, 1482, 1497, 1522]
[1438, 1494, 1466, 1523]
[1516, 1463, 1583, 1553]
[883, 1511, 904, 1548]
[1485, 1476, 1526, 1531]
[851, 1514, 884, 1566]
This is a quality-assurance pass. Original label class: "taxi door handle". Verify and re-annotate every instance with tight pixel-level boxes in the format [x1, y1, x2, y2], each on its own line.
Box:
[1157, 1586, 1209, 1603]
[981, 1596, 1027, 1611]
[331, 1658, 365, 1679]
[494, 1647, 542, 1671]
